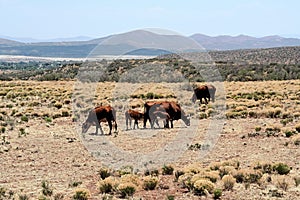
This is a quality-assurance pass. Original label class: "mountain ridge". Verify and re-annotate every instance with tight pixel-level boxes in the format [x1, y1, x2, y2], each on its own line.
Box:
[1, 31, 300, 57]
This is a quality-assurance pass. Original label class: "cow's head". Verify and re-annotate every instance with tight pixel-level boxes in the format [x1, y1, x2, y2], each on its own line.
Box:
[182, 113, 191, 126]
[191, 93, 197, 103]
[82, 121, 92, 133]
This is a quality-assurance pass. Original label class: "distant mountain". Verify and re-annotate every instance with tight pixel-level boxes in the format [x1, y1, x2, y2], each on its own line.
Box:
[0, 35, 93, 43]
[190, 34, 300, 50]
[0, 38, 23, 47]
[1, 31, 300, 58]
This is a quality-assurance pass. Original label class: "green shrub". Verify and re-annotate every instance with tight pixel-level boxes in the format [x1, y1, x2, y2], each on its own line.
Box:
[144, 169, 159, 177]
[19, 194, 29, 200]
[41, 180, 53, 196]
[19, 128, 27, 137]
[285, 131, 295, 138]
[61, 110, 70, 117]
[72, 188, 90, 200]
[162, 165, 174, 175]
[255, 126, 261, 132]
[143, 176, 158, 190]
[166, 195, 175, 200]
[118, 183, 136, 198]
[69, 181, 82, 187]
[98, 177, 117, 194]
[98, 167, 111, 180]
[54, 102, 63, 109]
[1, 127, 5, 133]
[21, 115, 29, 122]
[0, 187, 6, 198]
[213, 188, 222, 199]
[146, 92, 154, 99]
[273, 163, 290, 175]
[44, 117, 52, 123]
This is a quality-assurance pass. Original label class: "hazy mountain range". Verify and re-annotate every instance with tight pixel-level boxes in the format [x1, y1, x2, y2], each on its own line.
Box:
[1, 30, 300, 58]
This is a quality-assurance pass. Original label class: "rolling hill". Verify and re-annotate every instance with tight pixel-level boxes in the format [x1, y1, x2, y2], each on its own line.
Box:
[1, 30, 300, 57]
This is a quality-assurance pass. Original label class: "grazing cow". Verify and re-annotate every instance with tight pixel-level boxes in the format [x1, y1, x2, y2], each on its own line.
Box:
[191, 84, 216, 104]
[82, 105, 117, 135]
[144, 101, 190, 129]
[125, 109, 144, 130]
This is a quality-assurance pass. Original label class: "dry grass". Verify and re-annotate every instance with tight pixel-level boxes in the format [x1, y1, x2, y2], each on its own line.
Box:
[0, 80, 300, 199]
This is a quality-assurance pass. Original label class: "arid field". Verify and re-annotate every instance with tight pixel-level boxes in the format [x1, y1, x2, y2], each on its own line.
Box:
[0, 80, 300, 200]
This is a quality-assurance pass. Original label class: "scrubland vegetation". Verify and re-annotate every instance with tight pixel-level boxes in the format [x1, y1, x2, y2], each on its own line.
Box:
[0, 46, 300, 199]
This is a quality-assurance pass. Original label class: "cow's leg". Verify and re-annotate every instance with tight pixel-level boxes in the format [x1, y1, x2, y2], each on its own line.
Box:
[96, 121, 104, 135]
[204, 97, 208, 104]
[133, 119, 138, 129]
[144, 114, 150, 129]
[165, 119, 170, 128]
[127, 117, 132, 130]
[170, 120, 174, 128]
[113, 120, 117, 133]
[155, 119, 160, 128]
[126, 116, 129, 130]
[107, 120, 112, 135]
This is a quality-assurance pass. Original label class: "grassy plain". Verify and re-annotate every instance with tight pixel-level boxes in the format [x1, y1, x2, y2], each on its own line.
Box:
[0, 80, 299, 199]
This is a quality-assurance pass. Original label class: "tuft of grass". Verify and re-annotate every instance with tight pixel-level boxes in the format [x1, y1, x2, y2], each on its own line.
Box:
[41, 180, 53, 197]
[44, 117, 52, 123]
[72, 188, 90, 200]
[166, 195, 175, 200]
[19, 194, 29, 200]
[294, 176, 300, 187]
[162, 165, 174, 175]
[97, 177, 118, 194]
[213, 188, 222, 199]
[118, 165, 133, 176]
[193, 179, 215, 196]
[222, 175, 236, 191]
[19, 128, 27, 137]
[143, 176, 158, 190]
[144, 169, 159, 177]
[98, 167, 111, 180]
[275, 176, 290, 191]
[69, 181, 82, 188]
[21, 115, 29, 122]
[117, 183, 136, 198]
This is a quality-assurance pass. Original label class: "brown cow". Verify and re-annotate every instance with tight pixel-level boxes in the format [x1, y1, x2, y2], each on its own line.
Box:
[191, 84, 216, 104]
[82, 105, 117, 135]
[144, 101, 190, 129]
[125, 109, 144, 130]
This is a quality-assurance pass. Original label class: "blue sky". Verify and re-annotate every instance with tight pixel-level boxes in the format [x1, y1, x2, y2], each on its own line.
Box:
[0, 0, 299, 39]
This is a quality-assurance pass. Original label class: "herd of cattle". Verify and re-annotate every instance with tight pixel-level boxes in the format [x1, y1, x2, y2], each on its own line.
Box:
[81, 84, 216, 135]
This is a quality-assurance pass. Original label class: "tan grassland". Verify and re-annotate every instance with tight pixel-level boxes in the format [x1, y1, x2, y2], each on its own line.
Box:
[0, 80, 299, 199]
